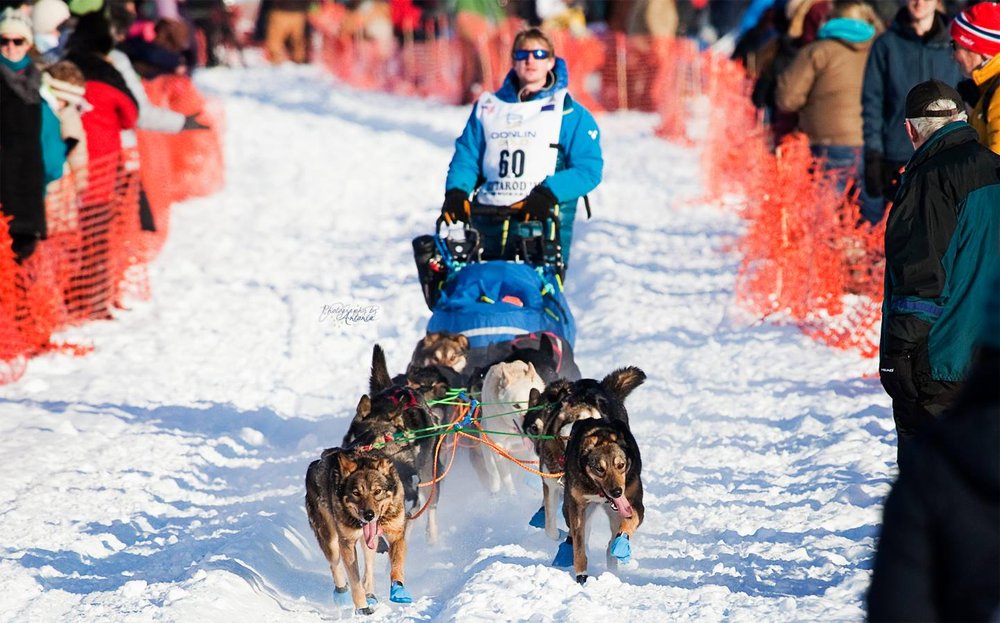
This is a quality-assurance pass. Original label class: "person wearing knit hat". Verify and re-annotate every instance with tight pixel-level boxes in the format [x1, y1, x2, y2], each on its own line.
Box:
[951, 1, 1000, 154]
[0, 7, 48, 261]
[31, 0, 70, 66]
[0, 5, 32, 46]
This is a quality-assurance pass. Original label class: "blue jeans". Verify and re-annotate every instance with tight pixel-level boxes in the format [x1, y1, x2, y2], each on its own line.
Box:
[810, 144, 884, 223]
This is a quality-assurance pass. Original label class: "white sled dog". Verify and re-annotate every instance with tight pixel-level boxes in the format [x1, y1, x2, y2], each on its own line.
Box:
[470, 360, 546, 494]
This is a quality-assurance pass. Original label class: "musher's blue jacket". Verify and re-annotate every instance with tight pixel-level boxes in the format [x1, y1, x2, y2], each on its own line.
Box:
[444, 58, 603, 266]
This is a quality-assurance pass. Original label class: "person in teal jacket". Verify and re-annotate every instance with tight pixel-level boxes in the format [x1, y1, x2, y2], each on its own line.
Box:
[441, 27, 603, 272]
[879, 80, 1000, 457]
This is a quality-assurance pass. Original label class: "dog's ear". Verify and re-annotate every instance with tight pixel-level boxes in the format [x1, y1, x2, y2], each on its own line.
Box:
[370, 344, 393, 394]
[525, 362, 539, 380]
[601, 367, 646, 402]
[456, 333, 469, 350]
[337, 451, 358, 477]
[356, 394, 372, 419]
[528, 387, 542, 408]
[372, 456, 395, 478]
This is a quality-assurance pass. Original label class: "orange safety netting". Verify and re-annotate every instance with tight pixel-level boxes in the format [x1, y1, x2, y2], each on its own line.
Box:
[312, 29, 887, 359]
[0, 76, 225, 384]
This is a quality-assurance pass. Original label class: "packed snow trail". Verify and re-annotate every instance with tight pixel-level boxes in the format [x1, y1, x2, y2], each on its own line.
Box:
[0, 64, 894, 622]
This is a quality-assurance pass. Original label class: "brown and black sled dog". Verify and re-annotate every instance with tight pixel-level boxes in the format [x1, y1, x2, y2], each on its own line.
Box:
[342, 344, 442, 544]
[304, 446, 411, 614]
[563, 416, 644, 584]
[524, 367, 646, 542]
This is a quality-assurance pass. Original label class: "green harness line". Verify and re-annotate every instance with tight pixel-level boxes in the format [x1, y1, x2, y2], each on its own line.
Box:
[357, 389, 553, 451]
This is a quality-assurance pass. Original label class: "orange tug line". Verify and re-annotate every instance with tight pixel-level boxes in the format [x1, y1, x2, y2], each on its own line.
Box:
[407, 401, 563, 521]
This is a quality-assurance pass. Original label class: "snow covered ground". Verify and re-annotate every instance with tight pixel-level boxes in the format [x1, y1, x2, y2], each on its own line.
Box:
[0, 63, 895, 622]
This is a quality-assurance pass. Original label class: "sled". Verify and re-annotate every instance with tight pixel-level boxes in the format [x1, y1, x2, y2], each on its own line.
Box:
[412, 206, 580, 381]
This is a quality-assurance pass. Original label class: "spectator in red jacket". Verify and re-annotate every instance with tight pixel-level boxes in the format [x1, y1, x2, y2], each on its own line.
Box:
[64, 10, 138, 204]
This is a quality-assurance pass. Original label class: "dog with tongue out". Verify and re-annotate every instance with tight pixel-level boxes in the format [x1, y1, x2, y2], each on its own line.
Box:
[305, 447, 413, 615]
[562, 417, 645, 585]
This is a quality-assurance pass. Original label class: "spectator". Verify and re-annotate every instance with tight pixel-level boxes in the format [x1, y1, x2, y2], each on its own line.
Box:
[0, 8, 46, 261]
[750, 0, 833, 143]
[43, 59, 90, 194]
[30, 0, 71, 67]
[950, 1, 1000, 155]
[441, 27, 603, 271]
[64, 10, 138, 318]
[867, 266, 1000, 622]
[264, 0, 310, 64]
[776, 0, 881, 193]
[878, 79, 1000, 456]
[65, 10, 138, 173]
[860, 0, 961, 224]
[121, 17, 188, 78]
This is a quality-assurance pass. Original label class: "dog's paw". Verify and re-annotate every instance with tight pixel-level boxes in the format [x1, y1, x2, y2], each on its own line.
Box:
[551, 538, 573, 568]
[611, 534, 631, 564]
[366, 593, 378, 607]
[575, 574, 589, 585]
[355, 606, 376, 616]
[333, 585, 352, 607]
[528, 506, 545, 529]
[390, 581, 413, 604]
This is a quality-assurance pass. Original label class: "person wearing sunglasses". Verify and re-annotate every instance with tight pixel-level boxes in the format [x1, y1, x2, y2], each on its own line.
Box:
[0, 8, 50, 262]
[440, 27, 603, 273]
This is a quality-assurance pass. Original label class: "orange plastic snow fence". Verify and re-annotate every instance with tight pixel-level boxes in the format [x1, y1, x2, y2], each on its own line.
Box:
[0, 77, 225, 384]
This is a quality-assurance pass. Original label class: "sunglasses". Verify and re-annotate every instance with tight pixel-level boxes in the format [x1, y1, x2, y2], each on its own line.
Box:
[512, 49, 552, 61]
[0, 37, 27, 47]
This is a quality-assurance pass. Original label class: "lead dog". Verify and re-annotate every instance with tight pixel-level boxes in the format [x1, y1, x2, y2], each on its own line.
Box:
[525, 367, 645, 541]
[305, 447, 412, 614]
[563, 417, 644, 584]
[343, 345, 442, 544]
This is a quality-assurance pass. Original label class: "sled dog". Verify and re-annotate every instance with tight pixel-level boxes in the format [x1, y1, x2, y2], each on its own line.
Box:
[525, 367, 645, 540]
[305, 447, 410, 614]
[343, 344, 442, 544]
[408, 332, 469, 379]
[563, 417, 644, 584]
[469, 360, 546, 494]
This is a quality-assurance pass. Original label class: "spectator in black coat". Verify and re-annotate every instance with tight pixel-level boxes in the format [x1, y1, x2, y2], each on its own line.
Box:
[0, 8, 46, 261]
[867, 267, 1000, 622]
[859, 0, 961, 223]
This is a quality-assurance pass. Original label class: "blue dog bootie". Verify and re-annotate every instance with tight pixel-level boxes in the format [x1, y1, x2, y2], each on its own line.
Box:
[528, 505, 545, 529]
[366, 593, 378, 607]
[611, 533, 631, 564]
[390, 580, 413, 603]
[333, 585, 352, 607]
[551, 537, 574, 568]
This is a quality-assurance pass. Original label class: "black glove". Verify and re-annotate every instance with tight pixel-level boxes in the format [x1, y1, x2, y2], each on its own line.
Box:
[863, 150, 885, 199]
[517, 185, 557, 222]
[182, 114, 210, 131]
[441, 188, 470, 224]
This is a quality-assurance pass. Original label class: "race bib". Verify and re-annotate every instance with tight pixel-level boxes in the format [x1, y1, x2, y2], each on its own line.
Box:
[475, 90, 565, 206]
